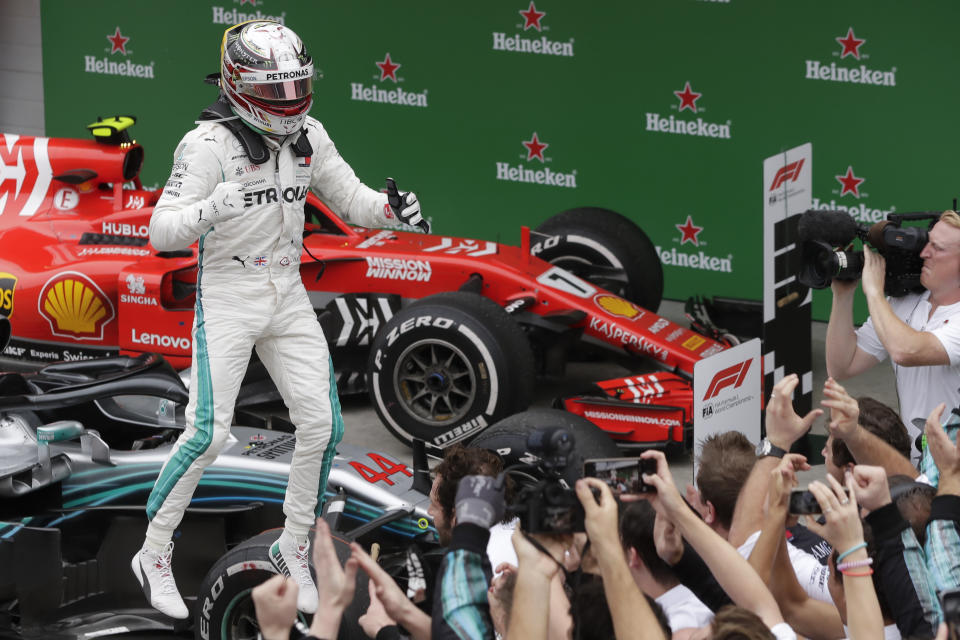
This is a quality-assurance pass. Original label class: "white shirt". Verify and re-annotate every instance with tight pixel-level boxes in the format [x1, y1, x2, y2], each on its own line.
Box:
[842, 623, 902, 639]
[738, 530, 833, 604]
[770, 622, 798, 640]
[856, 290, 960, 448]
[655, 584, 714, 632]
[487, 518, 518, 571]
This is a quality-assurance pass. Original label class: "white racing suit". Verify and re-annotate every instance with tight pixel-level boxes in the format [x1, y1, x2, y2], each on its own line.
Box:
[144, 114, 393, 547]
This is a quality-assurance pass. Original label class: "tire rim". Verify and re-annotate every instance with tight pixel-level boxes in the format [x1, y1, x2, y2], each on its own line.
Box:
[393, 339, 476, 426]
[221, 588, 259, 640]
[221, 588, 307, 640]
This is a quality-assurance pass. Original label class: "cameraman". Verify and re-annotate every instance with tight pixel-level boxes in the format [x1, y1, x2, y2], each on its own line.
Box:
[826, 211, 960, 458]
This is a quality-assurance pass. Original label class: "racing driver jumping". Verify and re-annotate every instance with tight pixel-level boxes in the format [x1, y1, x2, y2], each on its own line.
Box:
[131, 21, 428, 618]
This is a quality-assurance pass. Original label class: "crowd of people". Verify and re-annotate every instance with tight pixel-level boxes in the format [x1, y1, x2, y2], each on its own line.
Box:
[249, 371, 960, 639]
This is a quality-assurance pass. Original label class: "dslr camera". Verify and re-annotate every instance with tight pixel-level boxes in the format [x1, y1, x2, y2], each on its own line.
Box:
[797, 209, 939, 297]
[506, 427, 585, 534]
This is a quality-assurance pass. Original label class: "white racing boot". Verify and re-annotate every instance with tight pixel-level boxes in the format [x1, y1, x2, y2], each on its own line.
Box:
[269, 529, 318, 614]
[131, 541, 189, 619]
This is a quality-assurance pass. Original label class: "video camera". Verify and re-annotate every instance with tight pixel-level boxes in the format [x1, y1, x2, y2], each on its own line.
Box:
[506, 427, 585, 534]
[797, 209, 940, 297]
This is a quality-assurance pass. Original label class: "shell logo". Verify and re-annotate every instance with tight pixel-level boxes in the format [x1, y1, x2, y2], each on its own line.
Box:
[594, 293, 644, 320]
[38, 271, 115, 340]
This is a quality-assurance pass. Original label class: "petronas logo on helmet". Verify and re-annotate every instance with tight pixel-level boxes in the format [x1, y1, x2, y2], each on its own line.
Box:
[265, 69, 310, 81]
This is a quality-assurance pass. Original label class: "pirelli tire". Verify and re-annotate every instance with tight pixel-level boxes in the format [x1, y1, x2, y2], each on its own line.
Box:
[468, 408, 620, 486]
[532, 207, 664, 313]
[194, 530, 369, 640]
[368, 292, 535, 452]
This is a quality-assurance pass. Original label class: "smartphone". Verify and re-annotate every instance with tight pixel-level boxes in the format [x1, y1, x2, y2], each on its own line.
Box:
[583, 456, 657, 494]
[942, 587, 960, 640]
[788, 490, 821, 514]
[788, 487, 851, 515]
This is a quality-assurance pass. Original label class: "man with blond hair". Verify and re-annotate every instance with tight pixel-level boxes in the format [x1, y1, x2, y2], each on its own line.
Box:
[826, 210, 960, 456]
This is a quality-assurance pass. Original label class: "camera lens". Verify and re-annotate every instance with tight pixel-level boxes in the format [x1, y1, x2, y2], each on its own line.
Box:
[811, 249, 864, 283]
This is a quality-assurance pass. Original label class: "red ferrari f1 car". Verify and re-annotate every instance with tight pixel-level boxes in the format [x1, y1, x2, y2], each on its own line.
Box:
[0, 117, 735, 452]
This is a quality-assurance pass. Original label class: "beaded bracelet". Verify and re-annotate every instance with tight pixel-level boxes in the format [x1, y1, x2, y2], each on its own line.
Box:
[837, 541, 867, 562]
[840, 568, 874, 577]
[837, 557, 873, 571]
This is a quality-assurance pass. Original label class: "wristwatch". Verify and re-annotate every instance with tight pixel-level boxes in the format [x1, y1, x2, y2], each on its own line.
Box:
[755, 438, 787, 459]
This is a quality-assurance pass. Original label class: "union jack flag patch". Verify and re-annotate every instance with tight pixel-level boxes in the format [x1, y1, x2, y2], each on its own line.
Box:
[253, 256, 268, 266]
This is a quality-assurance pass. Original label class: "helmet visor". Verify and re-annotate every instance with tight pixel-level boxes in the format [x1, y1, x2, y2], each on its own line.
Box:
[245, 77, 312, 102]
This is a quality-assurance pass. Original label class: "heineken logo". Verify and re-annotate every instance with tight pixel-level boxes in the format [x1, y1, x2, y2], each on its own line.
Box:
[810, 197, 894, 225]
[84, 27, 156, 79]
[496, 133, 576, 188]
[656, 246, 733, 273]
[211, 6, 287, 25]
[675, 215, 704, 247]
[523, 133, 548, 162]
[674, 82, 702, 113]
[836, 27, 866, 59]
[835, 166, 866, 198]
[645, 84, 732, 140]
[812, 165, 894, 224]
[106, 27, 129, 55]
[805, 27, 896, 87]
[657, 217, 732, 272]
[492, 2, 575, 57]
[376, 53, 401, 82]
[520, 2, 546, 31]
[351, 53, 428, 108]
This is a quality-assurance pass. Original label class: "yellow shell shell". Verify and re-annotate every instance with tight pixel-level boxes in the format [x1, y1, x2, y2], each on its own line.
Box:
[596, 294, 640, 319]
[42, 278, 108, 335]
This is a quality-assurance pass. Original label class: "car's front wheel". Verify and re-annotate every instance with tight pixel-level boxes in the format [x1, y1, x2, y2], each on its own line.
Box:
[367, 292, 535, 452]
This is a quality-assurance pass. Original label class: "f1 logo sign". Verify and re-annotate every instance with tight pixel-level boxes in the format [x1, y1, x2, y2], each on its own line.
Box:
[702, 359, 752, 400]
[769, 158, 805, 191]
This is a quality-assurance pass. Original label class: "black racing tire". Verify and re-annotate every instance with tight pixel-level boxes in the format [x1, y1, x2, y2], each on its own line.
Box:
[194, 529, 369, 640]
[368, 292, 535, 452]
[468, 408, 620, 486]
[533, 207, 664, 312]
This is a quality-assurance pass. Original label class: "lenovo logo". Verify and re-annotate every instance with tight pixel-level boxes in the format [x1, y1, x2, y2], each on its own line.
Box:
[702, 359, 752, 400]
[769, 159, 805, 191]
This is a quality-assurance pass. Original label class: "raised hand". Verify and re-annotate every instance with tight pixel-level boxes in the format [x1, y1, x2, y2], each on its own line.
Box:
[386, 177, 429, 233]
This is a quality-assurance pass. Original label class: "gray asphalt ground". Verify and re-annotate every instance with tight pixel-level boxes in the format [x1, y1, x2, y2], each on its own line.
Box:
[339, 299, 901, 490]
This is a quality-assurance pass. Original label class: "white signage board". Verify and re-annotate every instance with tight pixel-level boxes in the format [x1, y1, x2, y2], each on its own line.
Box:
[693, 338, 762, 482]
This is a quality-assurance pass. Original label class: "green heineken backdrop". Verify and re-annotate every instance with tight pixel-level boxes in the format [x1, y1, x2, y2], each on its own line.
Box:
[38, 0, 960, 321]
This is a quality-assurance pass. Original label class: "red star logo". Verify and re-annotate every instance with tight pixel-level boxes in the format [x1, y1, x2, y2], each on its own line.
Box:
[376, 53, 401, 82]
[836, 166, 865, 198]
[836, 27, 865, 60]
[674, 81, 702, 113]
[676, 215, 703, 246]
[519, 1, 546, 31]
[522, 132, 549, 162]
[106, 27, 130, 55]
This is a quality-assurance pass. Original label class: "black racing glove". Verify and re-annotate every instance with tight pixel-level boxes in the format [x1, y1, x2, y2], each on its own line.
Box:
[454, 475, 505, 530]
[386, 177, 429, 234]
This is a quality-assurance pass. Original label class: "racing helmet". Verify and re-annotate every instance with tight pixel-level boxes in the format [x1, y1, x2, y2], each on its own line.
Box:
[220, 20, 313, 136]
